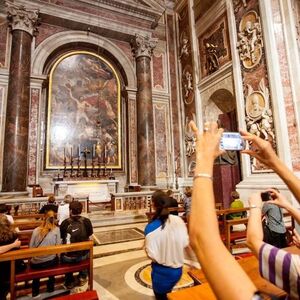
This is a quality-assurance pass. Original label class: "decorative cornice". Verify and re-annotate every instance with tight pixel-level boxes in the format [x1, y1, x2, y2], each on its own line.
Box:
[131, 34, 158, 59]
[6, 1, 39, 36]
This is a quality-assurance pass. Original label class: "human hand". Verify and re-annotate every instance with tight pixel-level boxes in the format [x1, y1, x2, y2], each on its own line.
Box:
[240, 130, 278, 169]
[13, 238, 21, 248]
[248, 192, 263, 208]
[292, 229, 300, 248]
[267, 189, 292, 209]
[189, 121, 224, 163]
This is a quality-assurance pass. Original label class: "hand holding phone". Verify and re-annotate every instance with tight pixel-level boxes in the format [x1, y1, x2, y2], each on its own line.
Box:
[261, 191, 272, 201]
[220, 132, 245, 151]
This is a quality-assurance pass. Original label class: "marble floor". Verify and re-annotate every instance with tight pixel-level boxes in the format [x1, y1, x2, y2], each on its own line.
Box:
[17, 216, 250, 300]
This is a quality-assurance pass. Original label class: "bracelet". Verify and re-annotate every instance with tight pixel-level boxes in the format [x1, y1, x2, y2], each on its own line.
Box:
[193, 173, 213, 181]
[249, 204, 262, 210]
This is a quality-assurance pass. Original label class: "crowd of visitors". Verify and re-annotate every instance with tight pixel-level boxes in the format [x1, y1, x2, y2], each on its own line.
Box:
[1, 120, 300, 300]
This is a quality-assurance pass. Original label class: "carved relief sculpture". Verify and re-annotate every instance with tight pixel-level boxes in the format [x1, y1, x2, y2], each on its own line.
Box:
[6, 1, 39, 35]
[184, 115, 196, 157]
[205, 43, 220, 74]
[233, 0, 248, 13]
[245, 79, 275, 143]
[179, 32, 189, 60]
[183, 69, 193, 104]
[237, 11, 263, 69]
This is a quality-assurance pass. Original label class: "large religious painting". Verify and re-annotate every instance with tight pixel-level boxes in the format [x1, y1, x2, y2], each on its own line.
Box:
[46, 51, 121, 171]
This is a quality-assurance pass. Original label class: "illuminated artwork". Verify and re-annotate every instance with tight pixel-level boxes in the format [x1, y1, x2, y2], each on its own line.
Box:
[46, 51, 121, 170]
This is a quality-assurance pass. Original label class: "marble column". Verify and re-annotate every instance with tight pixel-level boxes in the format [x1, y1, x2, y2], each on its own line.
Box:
[2, 3, 39, 192]
[131, 34, 157, 187]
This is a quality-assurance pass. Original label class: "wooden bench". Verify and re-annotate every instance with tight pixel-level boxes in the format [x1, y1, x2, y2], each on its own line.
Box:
[0, 241, 94, 300]
[12, 220, 43, 231]
[223, 217, 248, 250]
[13, 213, 44, 220]
[53, 290, 98, 300]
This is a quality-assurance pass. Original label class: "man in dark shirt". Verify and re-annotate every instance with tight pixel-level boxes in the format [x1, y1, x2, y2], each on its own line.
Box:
[39, 195, 58, 214]
[166, 190, 179, 215]
[60, 201, 93, 288]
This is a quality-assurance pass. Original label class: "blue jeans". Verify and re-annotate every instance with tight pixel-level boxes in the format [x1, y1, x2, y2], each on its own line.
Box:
[62, 253, 89, 284]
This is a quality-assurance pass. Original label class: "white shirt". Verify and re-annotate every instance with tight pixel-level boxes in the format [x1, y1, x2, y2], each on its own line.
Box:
[145, 215, 189, 268]
[5, 214, 14, 224]
[57, 203, 70, 225]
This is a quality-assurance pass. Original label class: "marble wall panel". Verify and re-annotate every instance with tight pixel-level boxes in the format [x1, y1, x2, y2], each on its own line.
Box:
[0, 17, 8, 67]
[0, 85, 5, 188]
[108, 39, 134, 65]
[234, 0, 276, 173]
[27, 88, 40, 185]
[167, 14, 181, 175]
[35, 23, 67, 47]
[198, 13, 231, 78]
[128, 98, 137, 183]
[154, 103, 168, 178]
[38, 0, 151, 30]
[152, 50, 166, 91]
[177, 4, 197, 176]
[272, 0, 300, 170]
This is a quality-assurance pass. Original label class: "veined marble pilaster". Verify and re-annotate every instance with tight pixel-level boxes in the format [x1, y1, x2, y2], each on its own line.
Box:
[2, 2, 39, 192]
[131, 34, 157, 187]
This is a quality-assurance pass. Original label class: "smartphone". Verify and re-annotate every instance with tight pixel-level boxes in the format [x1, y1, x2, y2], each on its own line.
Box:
[261, 191, 271, 201]
[220, 132, 245, 151]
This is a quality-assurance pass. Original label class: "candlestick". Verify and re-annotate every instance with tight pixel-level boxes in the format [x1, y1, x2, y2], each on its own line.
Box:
[70, 146, 73, 158]
[78, 144, 80, 157]
[93, 144, 95, 157]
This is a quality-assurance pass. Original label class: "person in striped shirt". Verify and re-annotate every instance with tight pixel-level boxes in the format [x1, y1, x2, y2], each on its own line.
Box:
[241, 130, 300, 299]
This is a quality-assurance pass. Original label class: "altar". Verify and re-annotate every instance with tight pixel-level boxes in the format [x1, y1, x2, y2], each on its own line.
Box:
[53, 180, 119, 202]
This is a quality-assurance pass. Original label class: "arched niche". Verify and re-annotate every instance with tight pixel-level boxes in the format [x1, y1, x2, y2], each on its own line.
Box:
[31, 31, 136, 89]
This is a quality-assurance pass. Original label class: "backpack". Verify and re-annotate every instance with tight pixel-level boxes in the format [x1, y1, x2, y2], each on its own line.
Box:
[66, 217, 87, 244]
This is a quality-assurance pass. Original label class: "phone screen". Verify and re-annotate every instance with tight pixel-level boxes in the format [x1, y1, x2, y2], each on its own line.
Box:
[220, 132, 245, 151]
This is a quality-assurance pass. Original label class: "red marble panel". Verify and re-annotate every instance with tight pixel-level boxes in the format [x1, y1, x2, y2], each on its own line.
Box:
[272, 0, 300, 170]
[198, 13, 231, 78]
[0, 18, 8, 67]
[108, 39, 134, 65]
[46, 0, 151, 29]
[35, 23, 67, 47]
[167, 14, 181, 175]
[153, 52, 165, 90]
[154, 104, 168, 177]
[28, 88, 40, 185]
[128, 99, 137, 183]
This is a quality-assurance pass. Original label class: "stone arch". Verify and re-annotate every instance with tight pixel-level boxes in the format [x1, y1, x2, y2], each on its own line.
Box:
[31, 31, 136, 89]
[209, 88, 236, 113]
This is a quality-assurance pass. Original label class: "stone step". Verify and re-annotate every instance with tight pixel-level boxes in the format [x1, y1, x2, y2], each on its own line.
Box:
[87, 211, 147, 227]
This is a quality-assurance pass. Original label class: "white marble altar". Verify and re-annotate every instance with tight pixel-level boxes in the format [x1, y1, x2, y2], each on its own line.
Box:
[53, 180, 119, 202]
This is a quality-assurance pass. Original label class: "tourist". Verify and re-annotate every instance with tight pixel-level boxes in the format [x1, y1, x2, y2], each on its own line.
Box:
[0, 216, 22, 300]
[188, 121, 259, 299]
[241, 129, 300, 299]
[0, 203, 14, 224]
[261, 188, 287, 248]
[60, 201, 93, 289]
[166, 190, 178, 215]
[227, 191, 246, 220]
[29, 211, 61, 298]
[182, 186, 192, 221]
[57, 194, 73, 225]
[144, 190, 189, 300]
[39, 195, 58, 214]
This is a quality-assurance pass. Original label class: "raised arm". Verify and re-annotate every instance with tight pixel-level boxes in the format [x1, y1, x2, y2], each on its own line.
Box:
[189, 121, 257, 300]
[267, 188, 300, 225]
[246, 193, 264, 257]
[241, 130, 300, 204]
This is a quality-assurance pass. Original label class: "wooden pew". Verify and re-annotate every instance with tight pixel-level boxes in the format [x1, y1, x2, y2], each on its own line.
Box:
[13, 213, 44, 220]
[169, 255, 287, 300]
[0, 241, 94, 300]
[224, 217, 248, 251]
[12, 220, 43, 231]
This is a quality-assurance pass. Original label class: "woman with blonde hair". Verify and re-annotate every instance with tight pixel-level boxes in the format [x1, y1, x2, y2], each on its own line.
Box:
[29, 210, 61, 298]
